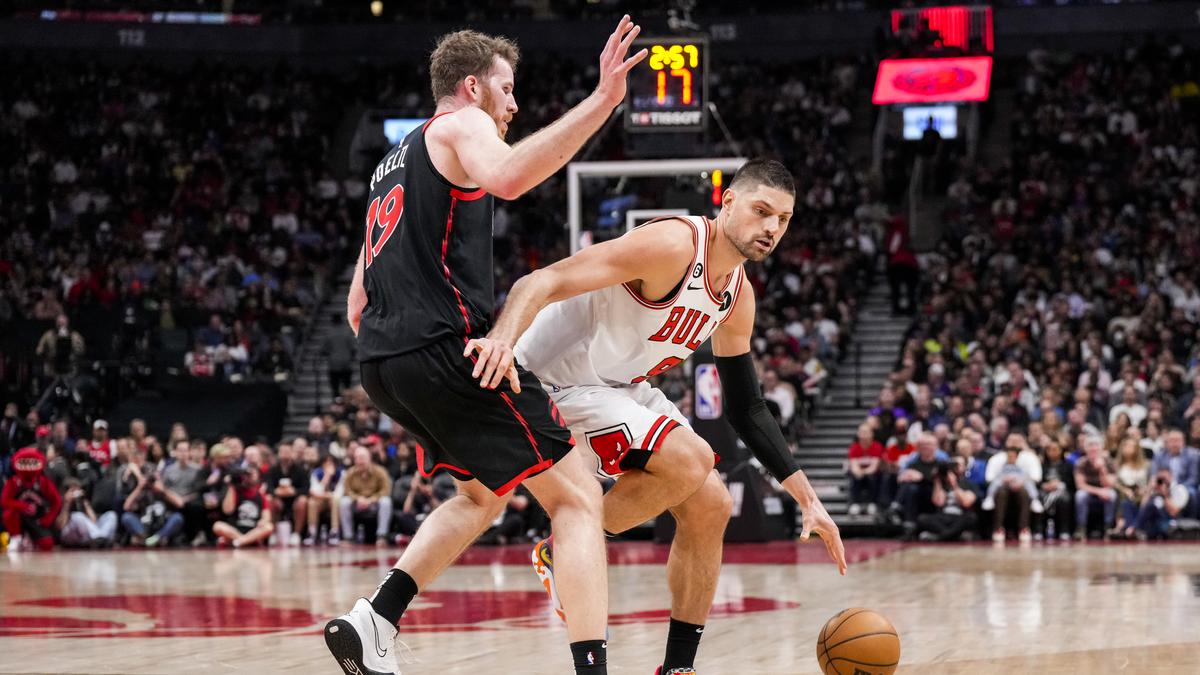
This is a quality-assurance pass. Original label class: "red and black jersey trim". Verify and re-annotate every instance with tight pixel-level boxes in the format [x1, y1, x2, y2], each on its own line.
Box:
[700, 216, 738, 306]
[441, 197, 474, 337]
[621, 216, 699, 309]
[415, 442, 473, 479]
[643, 414, 682, 453]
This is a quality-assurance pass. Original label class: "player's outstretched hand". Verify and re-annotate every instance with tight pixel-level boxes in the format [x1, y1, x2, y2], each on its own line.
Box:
[594, 14, 649, 108]
[801, 499, 848, 576]
[464, 337, 522, 393]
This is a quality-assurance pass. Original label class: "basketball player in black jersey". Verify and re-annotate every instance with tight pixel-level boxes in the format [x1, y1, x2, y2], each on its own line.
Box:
[323, 18, 647, 675]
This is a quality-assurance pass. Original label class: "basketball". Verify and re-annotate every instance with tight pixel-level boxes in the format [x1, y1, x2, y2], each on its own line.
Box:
[816, 608, 901, 675]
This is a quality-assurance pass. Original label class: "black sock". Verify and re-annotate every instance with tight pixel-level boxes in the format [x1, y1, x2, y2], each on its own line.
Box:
[369, 568, 419, 627]
[662, 618, 704, 672]
[570, 639, 608, 674]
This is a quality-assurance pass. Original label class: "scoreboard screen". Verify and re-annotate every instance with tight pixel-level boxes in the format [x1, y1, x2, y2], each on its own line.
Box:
[624, 37, 708, 133]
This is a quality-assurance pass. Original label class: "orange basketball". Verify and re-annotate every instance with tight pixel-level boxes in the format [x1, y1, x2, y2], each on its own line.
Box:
[816, 607, 901, 675]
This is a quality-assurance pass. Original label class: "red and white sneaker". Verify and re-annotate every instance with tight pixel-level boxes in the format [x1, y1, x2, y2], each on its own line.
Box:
[531, 537, 566, 622]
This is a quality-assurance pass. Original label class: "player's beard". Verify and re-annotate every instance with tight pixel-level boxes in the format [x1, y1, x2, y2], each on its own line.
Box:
[478, 87, 507, 140]
[726, 224, 773, 262]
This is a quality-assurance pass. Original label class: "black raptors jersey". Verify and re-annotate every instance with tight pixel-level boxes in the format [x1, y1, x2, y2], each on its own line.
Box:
[357, 113, 495, 361]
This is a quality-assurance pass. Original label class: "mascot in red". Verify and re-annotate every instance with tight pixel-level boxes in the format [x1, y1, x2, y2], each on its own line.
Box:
[2, 448, 62, 551]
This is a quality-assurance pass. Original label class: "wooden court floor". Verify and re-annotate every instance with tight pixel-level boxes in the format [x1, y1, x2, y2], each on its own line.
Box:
[2, 540, 1199, 674]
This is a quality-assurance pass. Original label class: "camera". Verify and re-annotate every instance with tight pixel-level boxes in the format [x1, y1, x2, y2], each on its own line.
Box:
[226, 466, 251, 487]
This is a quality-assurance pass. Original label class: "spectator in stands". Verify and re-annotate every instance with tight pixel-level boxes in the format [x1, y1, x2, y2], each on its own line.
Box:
[35, 314, 84, 378]
[1039, 440, 1075, 540]
[846, 423, 883, 516]
[1063, 407, 1100, 443]
[339, 446, 392, 545]
[327, 422, 355, 466]
[84, 420, 116, 468]
[916, 456, 978, 542]
[158, 439, 207, 544]
[199, 443, 236, 540]
[120, 457, 184, 548]
[362, 434, 399, 477]
[1136, 468, 1194, 540]
[41, 442, 70, 488]
[984, 416, 1010, 453]
[323, 312, 357, 397]
[304, 453, 343, 546]
[762, 370, 797, 431]
[890, 432, 941, 536]
[797, 343, 828, 423]
[983, 433, 1042, 543]
[1109, 387, 1148, 429]
[265, 441, 310, 545]
[185, 340, 216, 378]
[212, 466, 273, 548]
[1150, 430, 1199, 503]
[241, 443, 267, 474]
[885, 217, 919, 314]
[1173, 374, 1200, 427]
[954, 434, 986, 487]
[305, 417, 331, 455]
[56, 477, 117, 548]
[478, 485, 546, 545]
[1114, 438, 1150, 539]
[392, 472, 446, 545]
[197, 314, 228, 349]
[46, 421, 75, 459]
[1074, 436, 1117, 540]
[129, 420, 148, 454]
[255, 338, 293, 381]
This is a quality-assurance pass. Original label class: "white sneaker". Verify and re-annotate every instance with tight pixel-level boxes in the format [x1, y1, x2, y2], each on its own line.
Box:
[325, 597, 404, 675]
[992, 530, 1005, 543]
[7, 534, 24, 552]
[848, 503, 862, 516]
[1018, 529, 1032, 544]
[866, 503, 878, 516]
[1031, 498, 1044, 514]
[290, 533, 302, 547]
[982, 496, 995, 511]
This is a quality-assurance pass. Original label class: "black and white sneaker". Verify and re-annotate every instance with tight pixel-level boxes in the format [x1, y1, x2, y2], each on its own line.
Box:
[325, 598, 405, 675]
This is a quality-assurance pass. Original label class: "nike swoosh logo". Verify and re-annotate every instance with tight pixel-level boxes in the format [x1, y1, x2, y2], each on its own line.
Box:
[687, 281, 704, 291]
[368, 613, 388, 659]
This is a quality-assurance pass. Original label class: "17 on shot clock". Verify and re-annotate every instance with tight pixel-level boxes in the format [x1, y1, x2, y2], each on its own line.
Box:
[624, 36, 709, 133]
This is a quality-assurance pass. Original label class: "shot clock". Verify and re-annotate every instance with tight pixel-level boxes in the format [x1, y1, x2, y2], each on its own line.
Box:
[624, 37, 709, 133]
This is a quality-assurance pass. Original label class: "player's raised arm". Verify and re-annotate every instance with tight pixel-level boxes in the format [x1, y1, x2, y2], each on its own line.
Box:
[466, 218, 694, 391]
[449, 15, 647, 199]
[711, 284, 847, 575]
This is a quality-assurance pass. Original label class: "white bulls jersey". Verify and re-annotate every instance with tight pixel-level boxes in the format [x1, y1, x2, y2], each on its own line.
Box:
[516, 215, 746, 388]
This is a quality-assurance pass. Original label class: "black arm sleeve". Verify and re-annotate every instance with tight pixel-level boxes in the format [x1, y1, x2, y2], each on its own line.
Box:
[714, 352, 800, 483]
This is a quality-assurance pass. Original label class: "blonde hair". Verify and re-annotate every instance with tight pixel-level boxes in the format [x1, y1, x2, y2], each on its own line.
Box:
[430, 30, 520, 101]
[1116, 438, 1147, 470]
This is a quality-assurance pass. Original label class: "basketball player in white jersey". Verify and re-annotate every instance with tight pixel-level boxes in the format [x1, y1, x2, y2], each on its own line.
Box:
[465, 158, 846, 675]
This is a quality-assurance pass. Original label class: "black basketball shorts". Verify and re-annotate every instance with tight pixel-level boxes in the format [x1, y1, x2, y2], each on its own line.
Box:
[360, 335, 575, 496]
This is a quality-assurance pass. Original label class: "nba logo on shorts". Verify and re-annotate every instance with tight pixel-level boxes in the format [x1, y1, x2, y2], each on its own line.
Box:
[695, 364, 722, 420]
